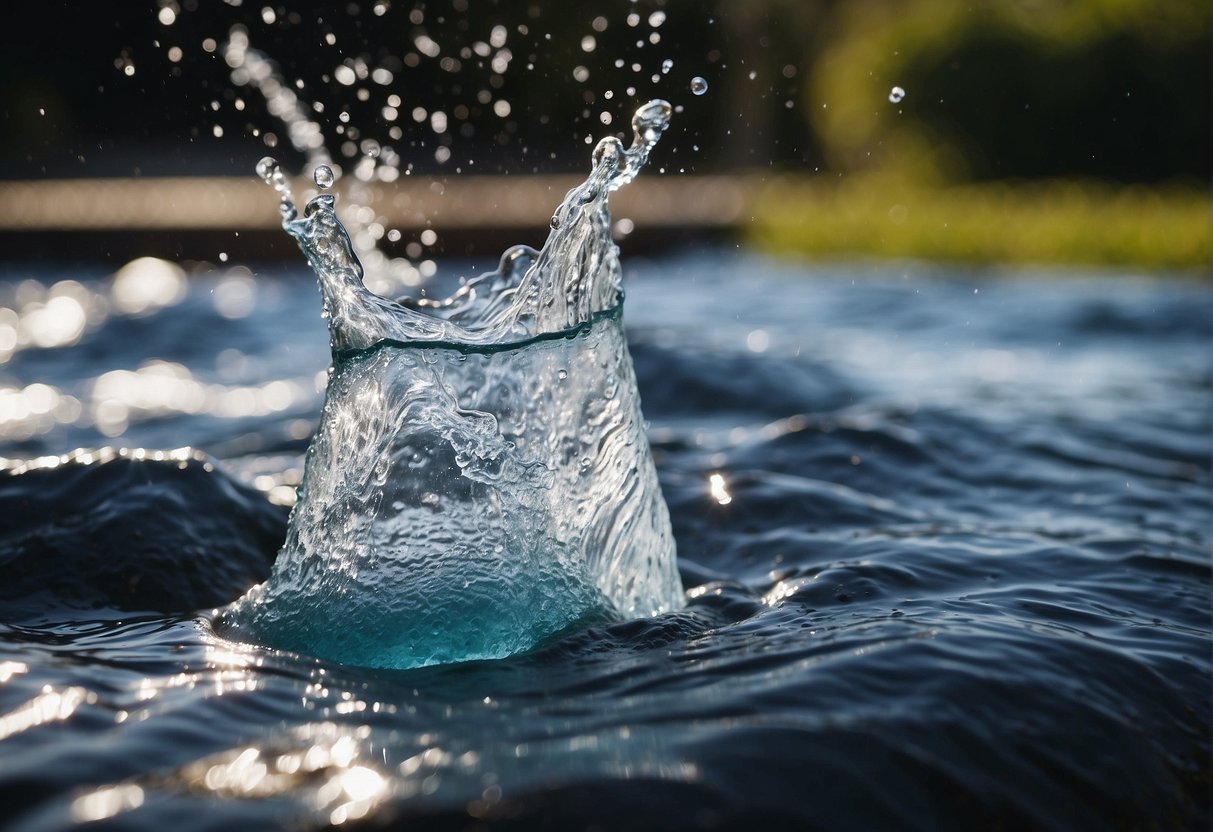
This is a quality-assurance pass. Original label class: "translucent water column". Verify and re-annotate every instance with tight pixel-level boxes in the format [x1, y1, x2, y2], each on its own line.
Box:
[219, 102, 684, 668]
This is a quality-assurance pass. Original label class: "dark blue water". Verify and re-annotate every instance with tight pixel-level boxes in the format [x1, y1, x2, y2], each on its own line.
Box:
[1, 254, 1209, 830]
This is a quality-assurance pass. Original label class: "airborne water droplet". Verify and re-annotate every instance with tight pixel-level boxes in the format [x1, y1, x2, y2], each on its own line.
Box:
[314, 164, 335, 189]
[889, 86, 906, 103]
[255, 156, 278, 184]
[631, 101, 671, 146]
[661, 59, 673, 75]
[256, 155, 292, 198]
[690, 76, 708, 96]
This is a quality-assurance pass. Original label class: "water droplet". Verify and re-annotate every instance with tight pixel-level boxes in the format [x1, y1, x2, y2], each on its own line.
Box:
[631, 100, 672, 145]
[690, 76, 708, 96]
[557, 369, 568, 380]
[593, 136, 624, 169]
[256, 156, 279, 184]
[549, 215, 562, 230]
[888, 86, 906, 103]
[661, 59, 673, 75]
[313, 165, 335, 189]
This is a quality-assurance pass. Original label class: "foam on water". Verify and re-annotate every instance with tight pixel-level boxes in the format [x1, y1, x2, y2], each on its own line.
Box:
[218, 100, 682, 669]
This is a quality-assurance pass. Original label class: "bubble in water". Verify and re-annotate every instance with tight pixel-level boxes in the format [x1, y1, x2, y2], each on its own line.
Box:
[889, 86, 906, 103]
[314, 164, 335, 189]
[690, 76, 708, 96]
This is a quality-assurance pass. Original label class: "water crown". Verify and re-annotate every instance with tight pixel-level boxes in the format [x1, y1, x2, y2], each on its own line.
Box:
[218, 97, 684, 669]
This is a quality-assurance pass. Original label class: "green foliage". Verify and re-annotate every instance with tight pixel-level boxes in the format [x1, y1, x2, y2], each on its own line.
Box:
[807, 0, 1210, 184]
[748, 175, 1210, 270]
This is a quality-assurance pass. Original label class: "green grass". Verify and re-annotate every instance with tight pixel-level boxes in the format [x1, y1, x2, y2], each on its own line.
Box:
[747, 176, 1210, 272]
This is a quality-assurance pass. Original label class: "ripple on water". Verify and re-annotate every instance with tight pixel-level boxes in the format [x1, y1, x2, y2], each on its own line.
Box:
[0, 262, 1208, 830]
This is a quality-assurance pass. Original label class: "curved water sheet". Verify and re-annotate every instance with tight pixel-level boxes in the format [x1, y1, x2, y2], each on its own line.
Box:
[218, 102, 684, 669]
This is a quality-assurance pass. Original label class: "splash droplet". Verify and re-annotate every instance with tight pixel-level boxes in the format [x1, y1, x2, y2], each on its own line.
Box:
[631, 100, 672, 147]
[690, 76, 708, 96]
[313, 164, 335, 189]
[255, 156, 278, 184]
[661, 59, 673, 75]
[889, 86, 906, 104]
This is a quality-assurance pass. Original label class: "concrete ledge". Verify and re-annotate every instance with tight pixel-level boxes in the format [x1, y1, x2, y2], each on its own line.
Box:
[0, 175, 752, 232]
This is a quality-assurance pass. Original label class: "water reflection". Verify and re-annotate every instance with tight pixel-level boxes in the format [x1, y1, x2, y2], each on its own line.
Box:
[0, 258, 326, 454]
[70, 784, 145, 823]
[0, 257, 190, 370]
[708, 472, 733, 505]
[0, 685, 94, 742]
[151, 637, 398, 824]
[90, 362, 305, 437]
[178, 727, 390, 825]
[111, 257, 187, 315]
[0, 278, 101, 360]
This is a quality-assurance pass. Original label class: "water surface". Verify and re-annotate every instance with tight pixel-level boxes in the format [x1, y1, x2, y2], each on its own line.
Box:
[0, 255, 1209, 830]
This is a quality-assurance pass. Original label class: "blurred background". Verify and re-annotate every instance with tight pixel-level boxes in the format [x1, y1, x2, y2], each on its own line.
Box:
[0, 0, 1208, 269]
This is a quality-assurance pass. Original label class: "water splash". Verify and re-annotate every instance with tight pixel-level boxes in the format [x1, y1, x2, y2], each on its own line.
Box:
[251, 100, 671, 353]
[218, 100, 683, 669]
[225, 28, 423, 294]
